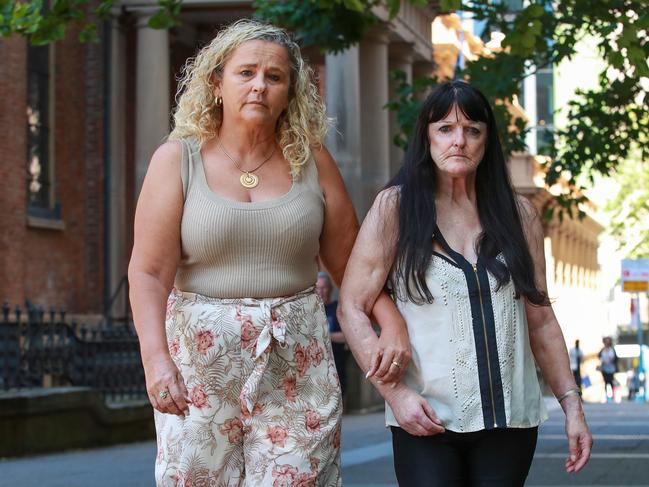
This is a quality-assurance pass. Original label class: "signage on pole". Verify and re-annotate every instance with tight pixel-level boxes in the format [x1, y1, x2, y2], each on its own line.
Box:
[621, 259, 649, 292]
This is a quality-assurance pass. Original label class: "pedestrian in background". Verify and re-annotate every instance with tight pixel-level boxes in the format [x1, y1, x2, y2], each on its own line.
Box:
[570, 339, 584, 392]
[128, 19, 410, 486]
[599, 336, 618, 402]
[316, 272, 348, 400]
[338, 80, 592, 486]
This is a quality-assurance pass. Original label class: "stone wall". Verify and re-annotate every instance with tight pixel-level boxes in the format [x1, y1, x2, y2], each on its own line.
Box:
[0, 387, 154, 457]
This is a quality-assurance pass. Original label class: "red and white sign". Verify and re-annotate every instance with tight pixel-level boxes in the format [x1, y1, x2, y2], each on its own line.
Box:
[622, 259, 649, 292]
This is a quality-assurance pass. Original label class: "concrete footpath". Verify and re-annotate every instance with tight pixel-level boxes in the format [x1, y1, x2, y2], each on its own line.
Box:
[0, 409, 396, 487]
[2, 398, 649, 486]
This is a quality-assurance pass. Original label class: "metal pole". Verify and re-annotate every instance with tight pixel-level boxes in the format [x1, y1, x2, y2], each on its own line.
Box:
[643, 293, 648, 401]
[634, 293, 646, 401]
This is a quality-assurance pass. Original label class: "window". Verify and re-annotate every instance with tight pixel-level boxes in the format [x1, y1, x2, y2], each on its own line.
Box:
[536, 67, 554, 154]
[26, 41, 59, 220]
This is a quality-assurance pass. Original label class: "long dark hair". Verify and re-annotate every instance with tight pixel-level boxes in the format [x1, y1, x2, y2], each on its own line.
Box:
[388, 80, 549, 306]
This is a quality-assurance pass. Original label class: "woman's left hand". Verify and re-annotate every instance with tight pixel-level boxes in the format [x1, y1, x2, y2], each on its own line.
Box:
[564, 408, 592, 473]
[366, 322, 411, 385]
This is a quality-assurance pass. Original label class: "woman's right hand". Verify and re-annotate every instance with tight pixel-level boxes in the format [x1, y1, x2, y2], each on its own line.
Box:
[144, 355, 191, 416]
[386, 385, 445, 436]
[366, 320, 411, 385]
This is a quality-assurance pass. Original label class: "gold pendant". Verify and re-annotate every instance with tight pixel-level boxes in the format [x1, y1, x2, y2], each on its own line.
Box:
[240, 172, 259, 188]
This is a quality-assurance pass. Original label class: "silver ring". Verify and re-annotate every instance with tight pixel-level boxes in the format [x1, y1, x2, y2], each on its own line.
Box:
[158, 390, 169, 399]
[391, 361, 402, 369]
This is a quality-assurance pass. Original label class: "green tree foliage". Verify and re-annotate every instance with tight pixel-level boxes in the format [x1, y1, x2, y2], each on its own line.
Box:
[461, 1, 648, 208]
[3, 0, 647, 213]
[384, 70, 438, 150]
[253, 0, 430, 53]
[0, 0, 181, 44]
[258, 0, 648, 215]
[605, 153, 649, 258]
[252, 0, 376, 54]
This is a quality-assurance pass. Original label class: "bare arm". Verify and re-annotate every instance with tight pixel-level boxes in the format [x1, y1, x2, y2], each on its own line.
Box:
[338, 189, 444, 436]
[313, 146, 410, 382]
[313, 145, 359, 286]
[519, 196, 592, 473]
[337, 188, 399, 375]
[128, 141, 189, 416]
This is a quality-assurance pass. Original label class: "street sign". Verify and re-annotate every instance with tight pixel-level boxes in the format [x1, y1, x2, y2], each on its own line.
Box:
[622, 259, 649, 293]
[624, 281, 649, 292]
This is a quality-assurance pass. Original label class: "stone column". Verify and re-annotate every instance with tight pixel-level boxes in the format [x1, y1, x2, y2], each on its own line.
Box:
[554, 228, 565, 287]
[589, 241, 598, 289]
[577, 236, 586, 289]
[570, 232, 579, 287]
[135, 11, 170, 196]
[388, 42, 414, 178]
[545, 223, 558, 291]
[359, 29, 390, 216]
[325, 46, 363, 218]
[563, 232, 573, 287]
[108, 14, 129, 317]
[325, 37, 389, 413]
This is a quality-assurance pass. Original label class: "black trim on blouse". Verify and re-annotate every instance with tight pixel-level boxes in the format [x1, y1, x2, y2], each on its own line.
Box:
[433, 226, 506, 429]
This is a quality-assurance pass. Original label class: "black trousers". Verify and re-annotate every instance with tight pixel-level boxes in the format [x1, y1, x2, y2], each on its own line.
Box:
[391, 426, 538, 487]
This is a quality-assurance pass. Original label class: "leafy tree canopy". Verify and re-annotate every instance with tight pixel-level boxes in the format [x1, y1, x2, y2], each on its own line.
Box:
[460, 0, 648, 212]
[256, 0, 648, 216]
[252, 0, 430, 53]
[0, 0, 182, 44]
[3, 0, 647, 216]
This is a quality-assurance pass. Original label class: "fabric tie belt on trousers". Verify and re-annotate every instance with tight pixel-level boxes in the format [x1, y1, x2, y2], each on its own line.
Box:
[239, 287, 314, 413]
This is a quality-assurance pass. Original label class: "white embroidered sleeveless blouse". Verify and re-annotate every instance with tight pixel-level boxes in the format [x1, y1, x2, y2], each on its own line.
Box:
[386, 227, 548, 432]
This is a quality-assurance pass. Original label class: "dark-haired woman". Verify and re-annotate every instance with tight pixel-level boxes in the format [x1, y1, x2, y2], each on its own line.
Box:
[338, 81, 592, 486]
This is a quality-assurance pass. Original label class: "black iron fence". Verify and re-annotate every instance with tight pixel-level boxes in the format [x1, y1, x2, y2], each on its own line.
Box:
[0, 302, 146, 403]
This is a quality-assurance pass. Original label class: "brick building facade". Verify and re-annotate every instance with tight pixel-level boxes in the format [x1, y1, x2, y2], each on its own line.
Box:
[0, 26, 106, 316]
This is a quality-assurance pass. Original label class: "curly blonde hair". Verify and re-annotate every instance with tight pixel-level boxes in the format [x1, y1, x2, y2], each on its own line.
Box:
[168, 19, 330, 177]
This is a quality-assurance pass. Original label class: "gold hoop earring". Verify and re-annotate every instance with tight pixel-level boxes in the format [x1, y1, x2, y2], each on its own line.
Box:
[216, 96, 223, 107]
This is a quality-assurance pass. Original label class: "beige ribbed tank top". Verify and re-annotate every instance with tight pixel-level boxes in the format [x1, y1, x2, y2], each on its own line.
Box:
[174, 138, 324, 298]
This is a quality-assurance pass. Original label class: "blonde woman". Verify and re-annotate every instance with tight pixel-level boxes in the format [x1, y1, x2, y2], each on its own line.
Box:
[128, 20, 410, 486]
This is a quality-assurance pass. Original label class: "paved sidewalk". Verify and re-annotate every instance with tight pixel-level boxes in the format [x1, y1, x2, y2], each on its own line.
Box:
[0, 410, 395, 487]
[3, 397, 649, 487]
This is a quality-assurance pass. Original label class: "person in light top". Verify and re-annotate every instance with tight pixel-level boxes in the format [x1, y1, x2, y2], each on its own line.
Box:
[129, 19, 410, 486]
[338, 80, 592, 486]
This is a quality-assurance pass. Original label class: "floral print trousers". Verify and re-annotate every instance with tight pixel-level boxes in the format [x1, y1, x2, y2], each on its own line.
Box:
[155, 287, 342, 487]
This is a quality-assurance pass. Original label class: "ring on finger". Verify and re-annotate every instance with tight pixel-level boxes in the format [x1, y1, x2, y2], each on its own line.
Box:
[391, 361, 402, 369]
[158, 390, 169, 400]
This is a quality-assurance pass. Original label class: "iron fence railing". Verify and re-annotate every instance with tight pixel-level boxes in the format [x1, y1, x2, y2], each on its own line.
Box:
[0, 302, 146, 403]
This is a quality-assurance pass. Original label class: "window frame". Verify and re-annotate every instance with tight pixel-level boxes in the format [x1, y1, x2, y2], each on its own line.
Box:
[26, 40, 63, 228]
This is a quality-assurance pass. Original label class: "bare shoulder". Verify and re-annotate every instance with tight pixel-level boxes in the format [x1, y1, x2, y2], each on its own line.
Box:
[310, 145, 349, 203]
[516, 194, 540, 227]
[137, 140, 185, 208]
[371, 186, 400, 213]
[311, 144, 337, 172]
[140, 140, 184, 197]
[515, 194, 545, 254]
[149, 140, 183, 171]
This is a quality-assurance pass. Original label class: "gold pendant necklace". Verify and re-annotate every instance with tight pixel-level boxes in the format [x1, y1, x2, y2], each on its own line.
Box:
[217, 137, 275, 189]
[240, 172, 258, 188]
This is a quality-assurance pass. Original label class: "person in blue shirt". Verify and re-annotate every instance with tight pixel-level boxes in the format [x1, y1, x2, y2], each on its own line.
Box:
[316, 272, 348, 399]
